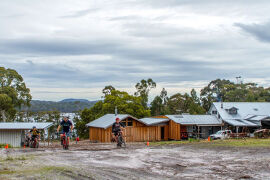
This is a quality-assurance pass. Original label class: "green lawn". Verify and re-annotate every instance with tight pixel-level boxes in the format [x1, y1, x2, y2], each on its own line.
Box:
[149, 138, 270, 148]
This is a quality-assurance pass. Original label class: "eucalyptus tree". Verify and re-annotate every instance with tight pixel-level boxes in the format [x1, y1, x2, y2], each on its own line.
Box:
[0, 67, 32, 121]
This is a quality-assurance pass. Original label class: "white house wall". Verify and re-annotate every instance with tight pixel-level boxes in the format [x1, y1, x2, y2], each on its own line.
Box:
[0, 130, 22, 147]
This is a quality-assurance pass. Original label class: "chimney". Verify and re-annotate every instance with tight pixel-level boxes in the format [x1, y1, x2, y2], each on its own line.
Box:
[221, 102, 223, 109]
[115, 106, 118, 116]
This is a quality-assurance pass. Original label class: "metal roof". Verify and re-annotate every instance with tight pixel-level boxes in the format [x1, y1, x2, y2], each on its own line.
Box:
[224, 119, 259, 127]
[166, 115, 222, 126]
[212, 102, 270, 127]
[0, 123, 53, 130]
[139, 118, 169, 126]
[213, 102, 270, 120]
[86, 114, 140, 129]
[245, 115, 268, 121]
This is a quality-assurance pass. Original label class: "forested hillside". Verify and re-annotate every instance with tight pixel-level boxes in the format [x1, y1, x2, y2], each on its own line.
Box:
[21, 99, 97, 112]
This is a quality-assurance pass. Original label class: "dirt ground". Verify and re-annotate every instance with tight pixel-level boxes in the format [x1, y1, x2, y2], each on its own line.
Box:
[1, 140, 270, 180]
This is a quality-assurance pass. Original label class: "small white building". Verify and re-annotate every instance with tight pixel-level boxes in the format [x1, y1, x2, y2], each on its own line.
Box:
[0, 123, 52, 147]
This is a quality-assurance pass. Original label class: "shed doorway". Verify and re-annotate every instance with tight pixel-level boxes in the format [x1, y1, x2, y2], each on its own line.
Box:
[161, 126, 165, 140]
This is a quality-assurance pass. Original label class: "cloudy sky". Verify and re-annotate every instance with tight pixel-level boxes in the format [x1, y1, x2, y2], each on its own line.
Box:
[1, 0, 270, 101]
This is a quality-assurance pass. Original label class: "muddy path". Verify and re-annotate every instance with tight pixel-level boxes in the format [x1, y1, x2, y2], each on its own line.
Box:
[1, 142, 270, 179]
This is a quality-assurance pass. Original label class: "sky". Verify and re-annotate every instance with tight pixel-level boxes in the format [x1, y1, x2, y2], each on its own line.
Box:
[1, 0, 270, 101]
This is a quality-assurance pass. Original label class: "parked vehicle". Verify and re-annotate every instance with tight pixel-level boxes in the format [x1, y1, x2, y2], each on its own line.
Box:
[254, 129, 270, 138]
[210, 130, 232, 140]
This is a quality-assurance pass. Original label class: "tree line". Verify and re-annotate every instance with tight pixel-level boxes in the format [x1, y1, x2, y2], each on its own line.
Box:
[1, 67, 270, 139]
[75, 78, 270, 138]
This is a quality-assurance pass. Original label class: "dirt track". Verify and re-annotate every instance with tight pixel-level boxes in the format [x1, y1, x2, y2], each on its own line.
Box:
[1, 141, 270, 180]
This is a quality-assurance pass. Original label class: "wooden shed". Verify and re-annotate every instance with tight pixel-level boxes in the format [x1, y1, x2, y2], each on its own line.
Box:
[86, 114, 183, 142]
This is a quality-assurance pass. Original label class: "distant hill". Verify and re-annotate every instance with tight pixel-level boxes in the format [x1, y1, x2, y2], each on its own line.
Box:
[21, 99, 98, 113]
[60, 98, 90, 103]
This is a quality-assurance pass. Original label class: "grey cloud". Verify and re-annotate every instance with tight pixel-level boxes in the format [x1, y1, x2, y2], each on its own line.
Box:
[0, 38, 124, 55]
[235, 22, 270, 43]
[60, 8, 99, 18]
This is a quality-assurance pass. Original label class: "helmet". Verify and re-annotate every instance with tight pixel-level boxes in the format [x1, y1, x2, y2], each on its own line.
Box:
[32, 126, 36, 129]
[116, 117, 120, 121]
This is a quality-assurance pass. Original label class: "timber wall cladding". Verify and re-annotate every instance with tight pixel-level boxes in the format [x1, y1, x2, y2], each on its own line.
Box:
[89, 126, 170, 142]
[168, 120, 181, 140]
[89, 118, 173, 142]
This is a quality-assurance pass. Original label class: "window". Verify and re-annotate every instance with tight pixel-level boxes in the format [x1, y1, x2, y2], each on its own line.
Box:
[121, 118, 133, 127]
[121, 120, 126, 126]
[127, 120, 133, 126]
[228, 107, 238, 115]
[212, 110, 217, 115]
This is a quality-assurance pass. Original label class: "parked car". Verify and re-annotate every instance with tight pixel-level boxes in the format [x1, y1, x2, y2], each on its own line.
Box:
[254, 129, 270, 138]
[210, 130, 232, 140]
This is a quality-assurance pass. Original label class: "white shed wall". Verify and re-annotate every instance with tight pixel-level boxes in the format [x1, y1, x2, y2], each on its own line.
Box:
[0, 130, 23, 147]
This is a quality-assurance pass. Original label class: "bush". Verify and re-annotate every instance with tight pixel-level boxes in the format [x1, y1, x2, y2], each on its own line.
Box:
[188, 138, 200, 143]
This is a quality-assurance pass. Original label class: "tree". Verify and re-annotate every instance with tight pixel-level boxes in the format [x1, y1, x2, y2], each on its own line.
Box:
[0, 94, 13, 121]
[191, 89, 200, 104]
[200, 78, 270, 111]
[166, 92, 205, 115]
[75, 88, 150, 138]
[135, 78, 156, 108]
[150, 96, 163, 116]
[200, 79, 233, 111]
[102, 85, 115, 97]
[0, 67, 32, 121]
[150, 88, 169, 116]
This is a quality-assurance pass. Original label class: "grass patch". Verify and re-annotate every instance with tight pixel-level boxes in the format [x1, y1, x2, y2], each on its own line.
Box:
[149, 138, 270, 148]
[0, 155, 32, 162]
[210, 138, 270, 147]
[149, 139, 199, 146]
[0, 144, 12, 148]
[0, 166, 70, 176]
[0, 169, 16, 175]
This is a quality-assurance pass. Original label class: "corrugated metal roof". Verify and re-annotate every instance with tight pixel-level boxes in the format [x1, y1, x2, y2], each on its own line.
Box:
[166, 115, 222, 126]
[213, 102, 270, 120]
[212, 102, 270, 127]
[224, 119, 259, 127]
[0, 123, 53, 130]
[86, 114, 140, 129]
[139, 118, 169, 126]
[245, 115, 268, 121]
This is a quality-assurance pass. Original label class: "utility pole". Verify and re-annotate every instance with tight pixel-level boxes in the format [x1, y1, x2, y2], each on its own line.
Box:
[115, 106, 118, 116]
[236, 76, 242, 84]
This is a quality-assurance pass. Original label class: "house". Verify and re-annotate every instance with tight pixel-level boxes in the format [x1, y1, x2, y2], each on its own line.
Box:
[166, 114, 222, 139]
[86, 114, 177, 142]
[0, 122, 53, 147]
[87, 113, 222, 142]
[209, 102, 270, 132]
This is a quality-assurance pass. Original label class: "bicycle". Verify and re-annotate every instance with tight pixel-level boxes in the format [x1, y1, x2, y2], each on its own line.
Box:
[61, 132, 69, 150]
[30, 136, 39, 148]
[116, 131, 126, 148]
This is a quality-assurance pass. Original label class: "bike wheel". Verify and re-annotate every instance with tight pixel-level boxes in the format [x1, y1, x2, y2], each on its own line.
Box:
[118, 136, 125, 148]
[121, 136, 126, 148]
[62, 138, 66, 150]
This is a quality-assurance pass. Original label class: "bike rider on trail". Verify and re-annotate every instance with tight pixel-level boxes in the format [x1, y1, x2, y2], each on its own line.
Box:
[30, 126, 40, 142]
[57, 116, 73, 145]
[111, 117, 125, 146]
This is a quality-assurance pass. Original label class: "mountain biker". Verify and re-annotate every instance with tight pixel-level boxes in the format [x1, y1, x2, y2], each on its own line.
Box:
[111, 117, 125, 146]
[57, 116, 73, 145]
[30, 126, 40, 142]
